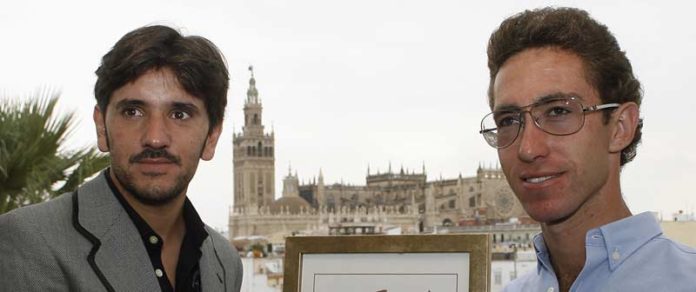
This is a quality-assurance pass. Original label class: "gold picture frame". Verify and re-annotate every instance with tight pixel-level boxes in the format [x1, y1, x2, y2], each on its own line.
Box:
[284, 234, 491, 292]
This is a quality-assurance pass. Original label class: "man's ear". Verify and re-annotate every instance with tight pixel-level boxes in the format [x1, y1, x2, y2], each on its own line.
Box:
[201, 123, 223, 161]
[93, 106, 109, 152]
[609, 102, 639, 153]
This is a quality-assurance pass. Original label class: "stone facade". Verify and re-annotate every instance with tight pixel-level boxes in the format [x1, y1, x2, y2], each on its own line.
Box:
[229, 69, 529, 242]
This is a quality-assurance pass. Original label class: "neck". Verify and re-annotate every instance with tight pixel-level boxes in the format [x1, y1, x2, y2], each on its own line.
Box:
[540, 169, 631, 290]
[109, 170, 187, 240]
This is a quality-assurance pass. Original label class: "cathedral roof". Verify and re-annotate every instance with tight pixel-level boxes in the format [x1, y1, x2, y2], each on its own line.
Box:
[269, 196, 311, 214]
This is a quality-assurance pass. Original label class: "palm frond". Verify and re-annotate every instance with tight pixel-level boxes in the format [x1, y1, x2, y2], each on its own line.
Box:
[0, 90, 109, 214]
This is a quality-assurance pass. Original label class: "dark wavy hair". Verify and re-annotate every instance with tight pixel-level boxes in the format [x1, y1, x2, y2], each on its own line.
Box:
[94, 25, 228, 132]
[487, 7, 643, 166]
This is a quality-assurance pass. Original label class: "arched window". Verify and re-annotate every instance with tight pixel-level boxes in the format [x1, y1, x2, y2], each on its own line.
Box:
[253, 114, 258, 125]
[257, 142, 263, 156]
[247, 146, 251, 156]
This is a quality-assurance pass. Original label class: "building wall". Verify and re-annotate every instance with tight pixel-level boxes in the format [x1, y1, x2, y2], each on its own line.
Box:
[661, 221, 696, 247]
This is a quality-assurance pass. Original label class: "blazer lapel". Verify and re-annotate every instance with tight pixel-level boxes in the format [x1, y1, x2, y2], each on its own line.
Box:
[74, 173, 161, 292]
[200, 237, 226, 292]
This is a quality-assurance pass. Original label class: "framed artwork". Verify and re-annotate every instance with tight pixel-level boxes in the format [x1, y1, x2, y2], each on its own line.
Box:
[283, 234, 490, 292]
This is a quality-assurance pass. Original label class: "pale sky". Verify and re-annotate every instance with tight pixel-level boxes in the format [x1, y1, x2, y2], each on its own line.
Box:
[2, 0, 695, 231]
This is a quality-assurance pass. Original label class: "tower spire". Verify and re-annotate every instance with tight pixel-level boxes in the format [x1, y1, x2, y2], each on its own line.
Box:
[247, 65, 259, 104]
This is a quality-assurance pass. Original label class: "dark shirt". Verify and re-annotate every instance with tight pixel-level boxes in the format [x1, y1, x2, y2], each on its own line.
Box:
[106, 172, 208, 292]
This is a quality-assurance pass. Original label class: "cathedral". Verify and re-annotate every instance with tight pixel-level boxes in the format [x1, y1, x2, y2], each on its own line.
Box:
[228, 68, 529, 241]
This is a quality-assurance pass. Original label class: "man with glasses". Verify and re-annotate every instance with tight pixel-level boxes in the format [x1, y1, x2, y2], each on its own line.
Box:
[482, 7, 696, 291]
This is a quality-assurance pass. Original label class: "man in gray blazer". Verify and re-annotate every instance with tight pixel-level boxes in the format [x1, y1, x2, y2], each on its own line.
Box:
[0, 25, 243, 291]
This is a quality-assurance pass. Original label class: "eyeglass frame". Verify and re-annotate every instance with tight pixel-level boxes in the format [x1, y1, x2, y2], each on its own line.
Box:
[479, 96, 620, 149]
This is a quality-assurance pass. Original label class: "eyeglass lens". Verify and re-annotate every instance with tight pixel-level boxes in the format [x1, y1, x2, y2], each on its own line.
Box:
[481, 98, 585, 148]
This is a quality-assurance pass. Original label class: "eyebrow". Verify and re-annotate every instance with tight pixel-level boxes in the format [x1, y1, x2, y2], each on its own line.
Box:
[171, 102, 201, 114]
[493, 92, 583, 112]
[113, 99, 201, 114]
[113, 98, 145, 110]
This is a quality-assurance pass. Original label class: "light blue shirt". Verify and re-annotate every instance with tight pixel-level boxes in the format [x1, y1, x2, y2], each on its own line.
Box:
[504, 212, 696, 292]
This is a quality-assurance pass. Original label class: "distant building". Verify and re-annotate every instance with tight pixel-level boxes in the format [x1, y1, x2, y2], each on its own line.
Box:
[232, 66, 276, 214]
[661, 210, 696, 247]
[229, 68, 532, 243]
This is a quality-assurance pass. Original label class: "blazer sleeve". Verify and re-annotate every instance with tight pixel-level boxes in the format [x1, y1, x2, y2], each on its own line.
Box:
[0, 208, 68, 291]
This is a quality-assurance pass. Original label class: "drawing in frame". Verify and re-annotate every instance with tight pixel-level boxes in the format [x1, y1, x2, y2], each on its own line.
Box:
[283, 234, 491, 292]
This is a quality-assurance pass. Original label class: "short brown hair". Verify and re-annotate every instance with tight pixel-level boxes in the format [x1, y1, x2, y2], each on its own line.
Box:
[487, 7, 643, 166]
[94, 25, 228, 131]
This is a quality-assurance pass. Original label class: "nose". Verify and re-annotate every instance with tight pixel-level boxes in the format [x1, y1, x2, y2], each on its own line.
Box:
[516, 112, 549, 162]
[141, 115, 171, 149]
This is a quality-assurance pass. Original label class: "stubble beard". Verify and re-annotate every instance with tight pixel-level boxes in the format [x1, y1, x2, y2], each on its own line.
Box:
[104, 124, 208, 206]
[112, 163, 193, 206]
[105, 129, 205, 207]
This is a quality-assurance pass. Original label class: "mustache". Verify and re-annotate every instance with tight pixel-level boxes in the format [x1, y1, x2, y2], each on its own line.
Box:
[129, 148, 181, 165]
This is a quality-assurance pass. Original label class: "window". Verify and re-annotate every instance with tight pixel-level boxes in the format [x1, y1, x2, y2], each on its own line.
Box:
[249, 173, 255, 202]
[494, 270, 502, 285]
[448, 199, 455, 209]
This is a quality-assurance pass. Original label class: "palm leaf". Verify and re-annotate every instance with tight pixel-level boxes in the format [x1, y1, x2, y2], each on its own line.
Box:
[0, 91, 110, 214]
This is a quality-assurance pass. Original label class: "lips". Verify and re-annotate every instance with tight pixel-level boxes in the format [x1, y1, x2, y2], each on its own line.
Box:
[524, 175, 556, 183]
[134, 158, 177, 175]
[137, 158, 175, 164]
[520, 172, 563, 186]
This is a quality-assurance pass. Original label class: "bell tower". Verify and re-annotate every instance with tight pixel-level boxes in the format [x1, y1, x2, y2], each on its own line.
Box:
[232, 66, 276, 214]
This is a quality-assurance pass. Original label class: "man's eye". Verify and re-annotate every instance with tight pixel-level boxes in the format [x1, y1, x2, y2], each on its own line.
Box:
[171, 111, 191, 120]
[495, 114, 520, 128]
[123, 108, 143, 117]
[546, 106, 572, 117]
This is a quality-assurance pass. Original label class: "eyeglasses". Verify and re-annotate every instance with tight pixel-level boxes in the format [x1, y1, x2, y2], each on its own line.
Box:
[480, 97, 619, 149]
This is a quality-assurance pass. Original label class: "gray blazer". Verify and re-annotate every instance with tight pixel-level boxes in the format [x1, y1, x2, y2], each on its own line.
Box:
[0, 173, 243, 292]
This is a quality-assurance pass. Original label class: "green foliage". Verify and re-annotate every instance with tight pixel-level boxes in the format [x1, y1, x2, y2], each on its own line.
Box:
[0, 91, 110, 214]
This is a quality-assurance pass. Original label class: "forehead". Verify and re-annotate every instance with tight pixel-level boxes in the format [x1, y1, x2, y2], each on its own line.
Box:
[491, 47, 599, 109]
[108, 68, 204, 108]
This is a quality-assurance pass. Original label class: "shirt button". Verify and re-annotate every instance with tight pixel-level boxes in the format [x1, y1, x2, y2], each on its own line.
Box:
[149, 235, 159, 245]
[155, 268, 164, 277]
[547, 287, 554, 292]
[612, 250, 621, 261]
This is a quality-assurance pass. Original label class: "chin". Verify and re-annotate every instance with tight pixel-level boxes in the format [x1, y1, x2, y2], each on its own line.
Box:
[522, 201, 575, 225]
[117, 170, 190, 206]
[134, 190, 182, 206]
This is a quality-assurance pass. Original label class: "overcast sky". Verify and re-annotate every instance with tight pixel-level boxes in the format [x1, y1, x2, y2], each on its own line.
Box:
[2, 0, 695, 231]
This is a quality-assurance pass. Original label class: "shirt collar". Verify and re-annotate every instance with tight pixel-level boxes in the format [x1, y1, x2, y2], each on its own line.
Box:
[532, 232, 551, 274]
[532, 212, 663, 273]
[598, 212, 662, 271]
